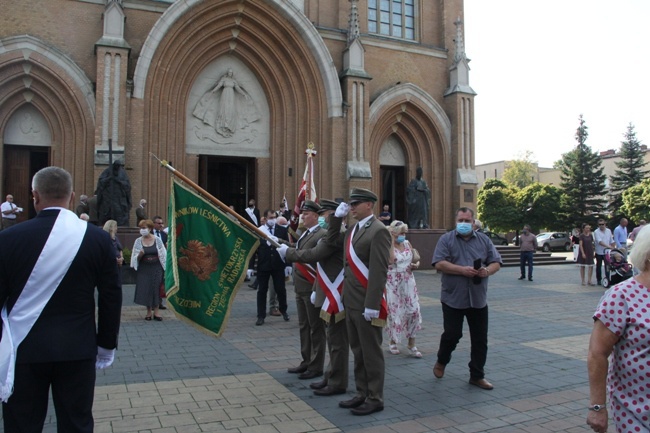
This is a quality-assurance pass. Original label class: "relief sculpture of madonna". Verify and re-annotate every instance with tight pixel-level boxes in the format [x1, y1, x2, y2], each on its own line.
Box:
[192, 68, 261, 143]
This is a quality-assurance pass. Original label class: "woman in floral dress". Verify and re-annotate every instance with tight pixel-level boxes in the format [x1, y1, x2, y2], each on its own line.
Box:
[385, 220, 423, 357]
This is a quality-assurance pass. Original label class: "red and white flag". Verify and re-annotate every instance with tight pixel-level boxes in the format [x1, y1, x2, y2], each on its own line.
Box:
[290, 143, 318, 231]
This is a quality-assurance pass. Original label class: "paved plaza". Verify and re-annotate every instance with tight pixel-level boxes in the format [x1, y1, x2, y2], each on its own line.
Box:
[9, 259, 605, 432]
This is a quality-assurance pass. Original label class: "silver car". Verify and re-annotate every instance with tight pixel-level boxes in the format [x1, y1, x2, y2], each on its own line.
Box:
[536, 232, 571, 252]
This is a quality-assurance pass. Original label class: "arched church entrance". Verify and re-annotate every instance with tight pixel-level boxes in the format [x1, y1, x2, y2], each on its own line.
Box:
[3, 105, 51, 220]
[198, 156, 256, 215]
[379, 135, 407, 223]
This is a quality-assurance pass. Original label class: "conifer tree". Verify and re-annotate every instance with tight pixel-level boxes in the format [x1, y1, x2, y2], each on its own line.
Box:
[608, 123, 648, 216]
[557, 115, 607, 228]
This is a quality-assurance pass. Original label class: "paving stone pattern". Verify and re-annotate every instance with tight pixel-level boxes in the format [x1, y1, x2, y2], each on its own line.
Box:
[5, 264, 607, 432]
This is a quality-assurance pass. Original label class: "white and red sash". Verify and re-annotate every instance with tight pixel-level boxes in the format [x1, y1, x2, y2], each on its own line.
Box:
[317, 262, 345, 322]
[346, 224, 388, 326]
[0, 208, 87, 402]
[294, 262, 317, 284]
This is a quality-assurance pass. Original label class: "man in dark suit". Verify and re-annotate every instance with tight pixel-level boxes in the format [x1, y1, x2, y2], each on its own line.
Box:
[281, 201, 326, 379]
[328, 188, 391, 416]
[0, 166, 122, 432]
[243, 199, 261, 282]
[255, 209, 290, 325]
[153, 215, 168, 245]
[136, 198, 147, 225]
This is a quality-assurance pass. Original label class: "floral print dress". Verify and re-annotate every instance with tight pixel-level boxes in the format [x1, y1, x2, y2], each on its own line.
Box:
[385, 241, 422, 343]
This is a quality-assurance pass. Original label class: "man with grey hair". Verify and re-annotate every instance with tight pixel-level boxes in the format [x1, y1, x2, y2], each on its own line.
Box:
[136, 198, 147, 225]
[0, 166, 122, 432]
[629, 219, 647, 242]
[75, 194, 89, 217]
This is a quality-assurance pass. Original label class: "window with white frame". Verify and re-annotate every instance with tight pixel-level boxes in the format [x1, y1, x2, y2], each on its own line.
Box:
[368, 0, 416, 40]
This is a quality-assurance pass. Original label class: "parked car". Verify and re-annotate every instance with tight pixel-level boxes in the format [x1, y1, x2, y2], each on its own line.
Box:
[536, 232, 571, 252]
[483, 231, 509, 246]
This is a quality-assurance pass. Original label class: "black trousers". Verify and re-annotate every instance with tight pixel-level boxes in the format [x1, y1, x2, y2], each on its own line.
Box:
[436, 303, 489, 379]
[256, 268, 288, 318]
[3, 359, 96, 433]
[596, 254, 605, 282]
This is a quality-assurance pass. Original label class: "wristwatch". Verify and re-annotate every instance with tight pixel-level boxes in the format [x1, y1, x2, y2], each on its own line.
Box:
[588, 404, 606, 411]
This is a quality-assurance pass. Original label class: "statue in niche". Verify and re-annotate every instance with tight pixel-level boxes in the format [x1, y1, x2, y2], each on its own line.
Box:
[192, 68, 260, 144]
[406, 166, 431, 229]
[95, 159, 132, 227]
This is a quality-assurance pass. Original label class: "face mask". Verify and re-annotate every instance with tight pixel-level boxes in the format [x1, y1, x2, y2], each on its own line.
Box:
[456, 222, 473, 236]
[248, 204, 254, 208]
[140, 228, 150, 236]
[522, 230, 528, 235]
[267, 218, 276, 228]
[396, 235, 406, 243]
[318, 216, 328, 229]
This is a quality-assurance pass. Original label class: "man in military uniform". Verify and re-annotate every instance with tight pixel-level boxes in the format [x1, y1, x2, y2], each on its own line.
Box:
[328, 188, 391, 416]
[278, 199, 348, 396]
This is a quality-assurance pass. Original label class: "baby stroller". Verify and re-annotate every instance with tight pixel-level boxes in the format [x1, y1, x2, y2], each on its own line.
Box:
[602, 248, 633, 288]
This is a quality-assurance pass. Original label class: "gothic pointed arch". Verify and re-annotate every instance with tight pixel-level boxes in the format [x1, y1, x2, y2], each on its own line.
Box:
[0, 35, 96, 192]
[369, 83, 453, 228]
[132, 0, 341, 211]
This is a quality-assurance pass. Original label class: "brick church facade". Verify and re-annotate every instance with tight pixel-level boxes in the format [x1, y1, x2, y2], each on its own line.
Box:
[0, 0, 477, 228]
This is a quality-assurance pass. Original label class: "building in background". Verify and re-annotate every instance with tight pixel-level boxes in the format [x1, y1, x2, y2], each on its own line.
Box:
[0, 0, 477, 228]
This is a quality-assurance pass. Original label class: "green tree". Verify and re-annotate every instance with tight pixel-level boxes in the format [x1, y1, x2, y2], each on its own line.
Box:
[515, 183, 565, 232]
[608, 123, 648, 216]
[557, 115, 607, 228]
[477, 179, 519, 232]
[502, 151, 538, 189]
[621, 179, 650, 223]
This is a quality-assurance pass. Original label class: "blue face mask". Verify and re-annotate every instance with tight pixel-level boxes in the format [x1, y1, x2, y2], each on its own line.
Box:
[318, 216, 328, 229]
[396, 235, 406, 243]
[456, 222, 473, 236]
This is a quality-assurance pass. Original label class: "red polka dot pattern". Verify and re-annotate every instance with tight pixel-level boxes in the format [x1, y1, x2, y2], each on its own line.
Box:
[594, 278, 650, 431]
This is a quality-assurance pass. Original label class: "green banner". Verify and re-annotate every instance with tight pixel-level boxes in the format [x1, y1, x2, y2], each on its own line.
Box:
[165, 178, 260, 337]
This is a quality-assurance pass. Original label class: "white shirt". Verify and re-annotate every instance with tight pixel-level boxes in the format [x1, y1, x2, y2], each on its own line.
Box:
[1, 201, 16, 220]
[593, 227, 613, 255]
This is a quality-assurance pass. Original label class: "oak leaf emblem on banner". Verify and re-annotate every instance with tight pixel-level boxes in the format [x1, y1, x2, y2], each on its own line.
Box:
[178, 240, 219, 281]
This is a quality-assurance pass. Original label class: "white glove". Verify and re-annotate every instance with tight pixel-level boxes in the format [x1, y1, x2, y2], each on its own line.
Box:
[276, 244, 289, 262]
[310, 291, 316, 305]
[335, 202, 350, 218]
[362, 308, 380, 321]
[266, 235, 279, 247]
[96, 346, 115, 370]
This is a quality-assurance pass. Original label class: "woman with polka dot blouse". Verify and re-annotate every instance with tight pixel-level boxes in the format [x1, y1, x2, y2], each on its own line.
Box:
[587, 224, 650, 433]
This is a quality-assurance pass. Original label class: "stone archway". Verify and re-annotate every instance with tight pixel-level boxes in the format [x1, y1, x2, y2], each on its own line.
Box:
[0, 35, 96, 195]
[132, 0, 341, 213]
[369, 83, 453, 229]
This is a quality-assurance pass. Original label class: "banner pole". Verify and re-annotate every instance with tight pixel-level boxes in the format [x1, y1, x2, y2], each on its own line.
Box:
[152, 154, 281, 248]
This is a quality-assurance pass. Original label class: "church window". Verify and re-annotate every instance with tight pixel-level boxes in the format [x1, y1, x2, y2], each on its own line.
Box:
[368, 0, 416, 40]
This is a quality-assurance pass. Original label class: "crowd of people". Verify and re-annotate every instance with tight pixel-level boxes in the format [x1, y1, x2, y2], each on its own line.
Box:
[7, 166, 650, 429]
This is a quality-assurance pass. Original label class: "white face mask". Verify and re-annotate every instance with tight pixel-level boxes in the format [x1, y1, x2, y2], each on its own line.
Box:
[140, 228, 150, 236]
[267, 218, 277, 228]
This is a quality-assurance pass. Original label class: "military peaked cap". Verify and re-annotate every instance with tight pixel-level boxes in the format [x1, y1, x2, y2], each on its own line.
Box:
[301, 200, 321, 213]
[318, 199, 339, 213]
[349, 188, 378, 204]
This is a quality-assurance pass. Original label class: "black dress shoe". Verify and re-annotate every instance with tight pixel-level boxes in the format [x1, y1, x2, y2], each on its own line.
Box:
[528, 277, 533, 281]
[314, 386, 346, 396]
[350, 401, 384, 416]
[158, 305, 167, 310]
[310, 379, 328, 390]
[282, 313, 290, 321]
[287, 365, 309, 374]
[518, 276, 525, 280]
[255, 318, 264, 326]
[298, 370, 323, 380]
[338, 395, 365, 409]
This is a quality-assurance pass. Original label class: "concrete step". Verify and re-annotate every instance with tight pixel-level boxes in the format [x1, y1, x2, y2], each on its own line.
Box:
[495, 246, 573, 267]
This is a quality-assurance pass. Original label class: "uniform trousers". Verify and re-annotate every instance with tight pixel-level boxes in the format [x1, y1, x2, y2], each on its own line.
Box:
[346, 307, 384, 403]
[3, 359, 96, 433]
[295, 291, 326, 372]
[323, 315, 349, 389]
